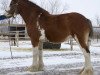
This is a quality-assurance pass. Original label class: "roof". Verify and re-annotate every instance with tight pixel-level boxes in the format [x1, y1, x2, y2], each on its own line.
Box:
[9, 24, 25, 27]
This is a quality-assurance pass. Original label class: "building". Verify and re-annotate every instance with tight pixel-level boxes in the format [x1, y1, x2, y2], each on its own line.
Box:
[8, 24, 26, 38]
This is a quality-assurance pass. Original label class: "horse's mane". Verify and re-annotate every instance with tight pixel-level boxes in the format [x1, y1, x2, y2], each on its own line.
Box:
[24, 0, 49, 14]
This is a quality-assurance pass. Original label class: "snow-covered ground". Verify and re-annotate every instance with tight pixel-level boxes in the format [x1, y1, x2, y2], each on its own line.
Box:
[0, 40, 100, 75]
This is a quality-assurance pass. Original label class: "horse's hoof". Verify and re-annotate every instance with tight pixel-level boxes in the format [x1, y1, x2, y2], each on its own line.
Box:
[38, 67, 44, 71]
[26, 65, 44, 72]
[27, 66, 39, 72]
[80, 68, 93, 75]
[80, 67, 84, 74]
[38, 63, 44, 71]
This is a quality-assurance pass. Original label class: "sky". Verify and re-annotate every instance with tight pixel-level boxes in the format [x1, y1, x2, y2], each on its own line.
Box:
[31, 0, 100, 26]
[0, 0, 100, 26]
[35, 0, 100, 19]
[65, 0, 100, 20]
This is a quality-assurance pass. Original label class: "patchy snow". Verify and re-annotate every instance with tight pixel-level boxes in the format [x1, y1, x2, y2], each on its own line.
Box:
[0, 40, 100, 74]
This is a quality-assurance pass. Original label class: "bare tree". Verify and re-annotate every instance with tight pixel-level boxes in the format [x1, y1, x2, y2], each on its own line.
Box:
[95, 15, 100, 27]
[39, 0, 68, 14]
[0, 0, 8, 11]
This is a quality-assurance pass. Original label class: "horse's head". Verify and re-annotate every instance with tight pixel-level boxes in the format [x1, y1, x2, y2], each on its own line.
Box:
[5, 0, 22, 18]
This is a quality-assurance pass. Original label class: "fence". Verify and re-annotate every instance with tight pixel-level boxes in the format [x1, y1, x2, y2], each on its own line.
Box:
[92, 27, 100, 43]
[0, 27, 100, 50]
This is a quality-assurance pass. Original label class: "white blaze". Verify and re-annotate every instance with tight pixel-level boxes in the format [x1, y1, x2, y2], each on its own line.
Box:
[39, 29, 46, 41]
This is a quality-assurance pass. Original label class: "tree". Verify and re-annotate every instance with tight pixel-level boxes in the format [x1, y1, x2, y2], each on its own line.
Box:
[95, 15, 100, 27]
[39, 0, 68, 14]
[0, 0, 8, 11]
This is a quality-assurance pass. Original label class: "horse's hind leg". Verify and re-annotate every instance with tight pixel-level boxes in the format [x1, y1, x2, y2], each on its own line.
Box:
[80, 47, 93, 75]
[75, 34, 93, 75]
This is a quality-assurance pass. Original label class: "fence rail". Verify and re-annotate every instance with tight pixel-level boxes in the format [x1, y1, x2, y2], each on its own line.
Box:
[0, 30, 100, 50]
[0, 31, 29, 40]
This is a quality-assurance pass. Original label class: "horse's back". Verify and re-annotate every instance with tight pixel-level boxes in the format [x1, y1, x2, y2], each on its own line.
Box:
[64, 12, 92, 37]
[40, 12, 92, 43]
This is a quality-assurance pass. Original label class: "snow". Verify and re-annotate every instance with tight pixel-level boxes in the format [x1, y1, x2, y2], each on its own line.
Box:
[0, 39, 100, 74]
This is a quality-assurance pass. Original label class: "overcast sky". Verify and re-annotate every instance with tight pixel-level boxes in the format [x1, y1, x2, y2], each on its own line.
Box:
[33, 0, 100, 26]
[0, 0, 100, 26]
[65, 0, 100, 19]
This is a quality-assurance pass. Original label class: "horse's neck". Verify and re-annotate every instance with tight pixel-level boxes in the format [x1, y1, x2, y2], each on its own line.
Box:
[20, 10, 39, 24]
[19, 1, 49, 25]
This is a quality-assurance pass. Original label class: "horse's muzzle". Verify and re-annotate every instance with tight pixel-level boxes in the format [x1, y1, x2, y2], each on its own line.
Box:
[4, 10, 13, 18]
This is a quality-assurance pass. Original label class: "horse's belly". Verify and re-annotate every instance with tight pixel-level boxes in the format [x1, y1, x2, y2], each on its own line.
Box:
[45, 32, 69, 43]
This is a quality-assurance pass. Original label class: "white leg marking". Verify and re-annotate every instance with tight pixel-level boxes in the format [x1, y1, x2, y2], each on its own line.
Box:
[32, 47, 39, 66]
[38, 29, 45, 70]
[29, 46, 44, 71]
[74, 35, 93, 75]
[82, 48, 92, 69]
[28, 47, 39, 72]
[38, 46, 44, 70]
[80, 48, 93, 75]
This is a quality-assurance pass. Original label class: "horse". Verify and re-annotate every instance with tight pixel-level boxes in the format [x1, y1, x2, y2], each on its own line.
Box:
[5, 0, 93, 75]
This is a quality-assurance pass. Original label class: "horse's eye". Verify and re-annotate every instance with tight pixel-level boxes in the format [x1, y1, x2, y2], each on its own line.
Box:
[10, 1, 15, 6]
[10, 3, 13, 7]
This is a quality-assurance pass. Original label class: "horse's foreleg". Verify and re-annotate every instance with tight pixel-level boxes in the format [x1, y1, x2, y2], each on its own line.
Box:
[38, 40, 44, 71]
[28, 29, 45, 72]
[28, 45, 44, 72]
[28, 47, 40, 72]
[80, 47, 93, 75]
[37, 29, 45, 71]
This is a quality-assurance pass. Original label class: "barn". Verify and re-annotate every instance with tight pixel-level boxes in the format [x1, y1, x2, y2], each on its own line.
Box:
[8, 24, 26, 38]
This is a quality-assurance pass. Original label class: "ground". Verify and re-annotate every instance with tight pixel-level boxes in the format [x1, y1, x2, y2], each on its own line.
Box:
[0, 39, 100, 75]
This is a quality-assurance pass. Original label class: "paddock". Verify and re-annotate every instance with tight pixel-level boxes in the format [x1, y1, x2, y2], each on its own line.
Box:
[0, 39, 100, 75]
[0, 0, 100, 74]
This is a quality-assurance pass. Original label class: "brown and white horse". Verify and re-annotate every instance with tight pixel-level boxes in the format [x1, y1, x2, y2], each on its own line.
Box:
[5, 0, 93, 75]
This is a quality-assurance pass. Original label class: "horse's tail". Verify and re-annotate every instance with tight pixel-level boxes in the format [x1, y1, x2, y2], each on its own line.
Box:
[87, 19, 93, 38]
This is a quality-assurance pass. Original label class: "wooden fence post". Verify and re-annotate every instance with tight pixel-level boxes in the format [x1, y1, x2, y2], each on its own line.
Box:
[70, 38, 73, 51]
[15, 31, 19, 47]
